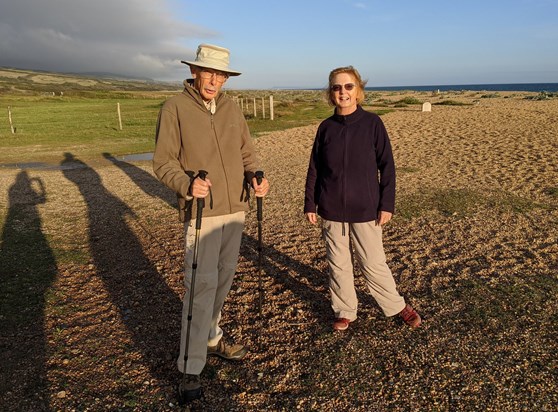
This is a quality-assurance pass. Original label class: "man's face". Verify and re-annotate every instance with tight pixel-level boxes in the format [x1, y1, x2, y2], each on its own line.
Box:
[191, 67, 229, 102]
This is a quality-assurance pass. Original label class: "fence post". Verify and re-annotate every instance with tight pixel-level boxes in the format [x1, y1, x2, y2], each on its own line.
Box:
[117, 103, 123, 130]
[261, 97, 266, 119]
[269, 95, 274, 121]
[253, 98, 257, 117]
[8, 106, 15, 134]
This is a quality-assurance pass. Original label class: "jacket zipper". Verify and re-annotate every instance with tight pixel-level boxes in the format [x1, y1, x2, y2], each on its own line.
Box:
[342, 121, 347, 230]
[210, 111, 233, 213]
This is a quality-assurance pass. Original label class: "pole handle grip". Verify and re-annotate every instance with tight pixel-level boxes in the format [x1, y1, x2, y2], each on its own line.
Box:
[198, 170, 208, 181]
[195, 170, 208, 229]
[255, 171, 264, 221]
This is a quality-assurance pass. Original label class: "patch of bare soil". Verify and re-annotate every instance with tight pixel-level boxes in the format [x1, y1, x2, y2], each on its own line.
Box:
[1, 94, 557, 411]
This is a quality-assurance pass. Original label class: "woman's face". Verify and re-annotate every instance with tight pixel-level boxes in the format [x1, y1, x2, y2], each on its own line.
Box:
[331, 72, 358, 115]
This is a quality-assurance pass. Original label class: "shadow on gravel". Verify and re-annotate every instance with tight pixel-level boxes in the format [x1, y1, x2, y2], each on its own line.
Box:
[60, 153, 182, 394]
[0, 171, 56, 411]
[241, 234, 331, 316]
[102, 152, 177, 210]
[241, 232, 378, 319]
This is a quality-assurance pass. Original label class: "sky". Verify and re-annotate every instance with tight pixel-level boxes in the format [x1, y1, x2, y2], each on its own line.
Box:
[1, 0, 557, 89]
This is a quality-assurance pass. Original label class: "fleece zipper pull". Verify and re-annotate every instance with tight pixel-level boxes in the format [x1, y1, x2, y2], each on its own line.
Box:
[342, 124, 348, 225]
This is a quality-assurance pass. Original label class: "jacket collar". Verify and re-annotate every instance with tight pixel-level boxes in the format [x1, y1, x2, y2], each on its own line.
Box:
[332, 105, 364, 124]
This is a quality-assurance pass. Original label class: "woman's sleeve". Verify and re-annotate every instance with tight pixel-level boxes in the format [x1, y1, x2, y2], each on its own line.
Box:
[304, 129, 321, 214]
[375, 119, 396, 213]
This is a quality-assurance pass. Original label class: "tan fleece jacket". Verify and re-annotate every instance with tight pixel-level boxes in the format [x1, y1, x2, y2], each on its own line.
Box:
[153, 83, 258, 221]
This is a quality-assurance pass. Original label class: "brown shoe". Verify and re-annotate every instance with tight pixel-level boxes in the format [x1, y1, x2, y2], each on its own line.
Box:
[333, 318, 351, 331]
[177, 374, 202, 404]
[399, 304, 422, 328]
[207, 339, 248, 361]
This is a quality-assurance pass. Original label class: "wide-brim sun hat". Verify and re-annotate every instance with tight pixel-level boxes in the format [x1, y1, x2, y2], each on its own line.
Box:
[181, 43, 241, 76]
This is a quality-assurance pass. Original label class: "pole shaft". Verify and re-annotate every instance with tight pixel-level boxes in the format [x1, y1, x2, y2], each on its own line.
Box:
[255, 171, 264, 314]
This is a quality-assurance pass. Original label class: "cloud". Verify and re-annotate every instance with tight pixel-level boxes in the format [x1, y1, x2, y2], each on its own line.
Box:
[0, 0, 216, 80]
[353, 2, 368, 9]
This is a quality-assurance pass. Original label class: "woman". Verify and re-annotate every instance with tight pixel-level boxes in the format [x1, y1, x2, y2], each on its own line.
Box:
[304, 66, 421, 331]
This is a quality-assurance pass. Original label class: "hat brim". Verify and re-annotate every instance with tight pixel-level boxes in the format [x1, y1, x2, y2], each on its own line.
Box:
[181, 60, 241, 76]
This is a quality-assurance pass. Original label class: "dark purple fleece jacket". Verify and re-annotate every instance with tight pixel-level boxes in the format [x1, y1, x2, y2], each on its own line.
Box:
[304, 105, 396, 223]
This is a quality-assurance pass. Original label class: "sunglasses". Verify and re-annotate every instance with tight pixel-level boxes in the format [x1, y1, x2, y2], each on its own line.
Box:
[199, 69, 229, 82]
[331, 83, 356, 92]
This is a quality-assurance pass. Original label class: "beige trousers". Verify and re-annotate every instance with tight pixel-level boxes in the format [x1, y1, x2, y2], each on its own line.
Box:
[322, 219, 406, 320]
[177, 211, 245, 374]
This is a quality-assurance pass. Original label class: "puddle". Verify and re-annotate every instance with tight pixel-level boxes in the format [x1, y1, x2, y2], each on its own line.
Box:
[0, 153, 154, 170]
[118, 153, 153, 162]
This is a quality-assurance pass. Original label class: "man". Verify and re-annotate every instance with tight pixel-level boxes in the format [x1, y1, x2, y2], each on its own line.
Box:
[153, 43, 270, 402]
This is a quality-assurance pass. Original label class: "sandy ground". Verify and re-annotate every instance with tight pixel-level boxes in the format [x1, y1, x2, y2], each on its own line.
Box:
[1, 93, 557, 411]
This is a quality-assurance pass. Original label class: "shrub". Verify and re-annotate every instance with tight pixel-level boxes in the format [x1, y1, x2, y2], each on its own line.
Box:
[524, 91, 557, 101]
[395, 96, 422, 105]
[480, 93, 500, 99]
[434, 100, 471, 106]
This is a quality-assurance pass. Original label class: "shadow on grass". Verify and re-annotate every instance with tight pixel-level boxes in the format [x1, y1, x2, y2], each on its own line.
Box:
[0, 171, 56, 411]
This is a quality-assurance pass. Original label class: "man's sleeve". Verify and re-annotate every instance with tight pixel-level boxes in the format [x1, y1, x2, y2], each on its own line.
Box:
[152, 105, 193, 201]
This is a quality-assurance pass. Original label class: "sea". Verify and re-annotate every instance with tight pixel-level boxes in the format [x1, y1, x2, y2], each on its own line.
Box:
[364, 83, 558, 93]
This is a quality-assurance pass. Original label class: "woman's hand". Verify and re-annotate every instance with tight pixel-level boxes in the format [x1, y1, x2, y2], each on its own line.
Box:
[376, 210, 392, 226]
[306, 212, 318, 225]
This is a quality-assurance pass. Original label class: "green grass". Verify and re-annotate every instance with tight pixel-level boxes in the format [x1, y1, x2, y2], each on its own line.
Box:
[543, 187, 558, 198]
[396, 188, 546, 219]
[0, 95, 165, 163]
[453, 273, 558, 328]
[246, 101, 332, 136]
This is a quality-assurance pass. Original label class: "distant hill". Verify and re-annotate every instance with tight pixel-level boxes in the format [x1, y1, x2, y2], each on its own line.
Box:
[0, 67, 182, 94]
[74, 71, 158, 82]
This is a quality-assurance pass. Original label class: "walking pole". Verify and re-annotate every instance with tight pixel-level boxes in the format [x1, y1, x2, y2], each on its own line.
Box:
[255, 171, 264, 315]
[179, 169, 208, 404]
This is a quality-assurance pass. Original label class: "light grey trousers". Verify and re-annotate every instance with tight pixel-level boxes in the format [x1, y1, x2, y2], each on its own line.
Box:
[322, 219, 406, 320]
[177, 211, 245, 374]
